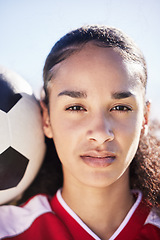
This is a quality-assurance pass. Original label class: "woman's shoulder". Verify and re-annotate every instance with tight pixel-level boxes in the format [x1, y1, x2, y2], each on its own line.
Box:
[0, 194, 52, 239]
[139, 208, 160, 240]
[145, 208, 160, 229]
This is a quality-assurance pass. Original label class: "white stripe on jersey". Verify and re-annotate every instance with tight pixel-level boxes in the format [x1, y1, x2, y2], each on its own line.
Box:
[145, 209, 160, 229]
[0, 195, 52, 239]
[57, 189, 143, 240]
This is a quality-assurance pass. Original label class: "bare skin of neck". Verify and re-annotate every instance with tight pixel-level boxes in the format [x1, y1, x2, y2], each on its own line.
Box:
[62, 170, 135, 240]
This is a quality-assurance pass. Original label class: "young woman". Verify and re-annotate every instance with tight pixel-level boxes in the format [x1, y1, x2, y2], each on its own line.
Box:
[1, 25, 160, 240]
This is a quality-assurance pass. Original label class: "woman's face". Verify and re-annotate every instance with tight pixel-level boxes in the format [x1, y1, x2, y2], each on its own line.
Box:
[43, 44, 147, 189]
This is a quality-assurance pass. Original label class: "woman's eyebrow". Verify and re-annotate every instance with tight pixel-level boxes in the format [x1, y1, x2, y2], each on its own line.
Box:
[58, 90, 87, 98]
[112, 91, 133, 99]
[57, 90, 133, 99]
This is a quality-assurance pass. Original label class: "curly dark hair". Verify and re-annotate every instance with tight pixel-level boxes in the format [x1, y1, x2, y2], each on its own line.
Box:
[19, 25, 160, 211]
[130, 126, 160, 209]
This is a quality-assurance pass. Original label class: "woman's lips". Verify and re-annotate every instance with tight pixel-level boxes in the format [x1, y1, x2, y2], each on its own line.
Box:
[80, 152, 116, 168]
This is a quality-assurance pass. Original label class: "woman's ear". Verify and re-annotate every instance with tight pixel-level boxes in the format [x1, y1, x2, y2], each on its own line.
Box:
[40, 101, 53, 138]
[142, 100, 151, 136]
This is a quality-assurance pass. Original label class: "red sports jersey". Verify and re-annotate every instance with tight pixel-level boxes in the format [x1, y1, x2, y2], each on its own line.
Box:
[0, 190, 160, 239]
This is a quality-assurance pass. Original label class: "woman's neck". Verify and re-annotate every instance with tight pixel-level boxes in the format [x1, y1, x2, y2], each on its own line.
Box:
[62, 171, 134, 240]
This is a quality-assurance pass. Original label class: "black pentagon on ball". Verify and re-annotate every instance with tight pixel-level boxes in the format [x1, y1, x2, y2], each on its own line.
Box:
[0, 147, 29, 190]
[0, 75, 22, 113]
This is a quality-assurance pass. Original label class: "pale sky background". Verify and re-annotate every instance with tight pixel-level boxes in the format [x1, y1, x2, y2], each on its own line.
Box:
[0, 0, 160, 119]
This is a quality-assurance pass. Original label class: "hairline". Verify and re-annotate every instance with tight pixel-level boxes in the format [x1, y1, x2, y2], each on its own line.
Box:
[46, 41, 146, 91]
[43, 26, 148, 104]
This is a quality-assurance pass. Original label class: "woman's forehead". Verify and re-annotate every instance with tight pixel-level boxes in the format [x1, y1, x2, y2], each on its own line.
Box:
[47, 48, 144, 103]
[50, 45, 143, 89]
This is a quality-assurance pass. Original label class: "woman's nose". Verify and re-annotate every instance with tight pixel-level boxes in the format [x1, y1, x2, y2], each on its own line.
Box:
[86, 113, 114, 145]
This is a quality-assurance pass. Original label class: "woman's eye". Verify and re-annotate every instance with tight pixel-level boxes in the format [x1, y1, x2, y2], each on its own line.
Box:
[66, 105, 86, 112]
[111, 105, 132, 112]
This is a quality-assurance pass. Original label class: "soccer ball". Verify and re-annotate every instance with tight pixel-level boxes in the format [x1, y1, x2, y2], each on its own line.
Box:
[0, 66, 46, 204]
